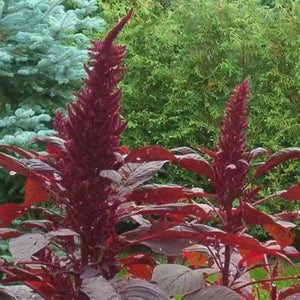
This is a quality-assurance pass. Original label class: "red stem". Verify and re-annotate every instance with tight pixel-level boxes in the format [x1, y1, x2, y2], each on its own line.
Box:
[207, 246, 222, 271]
[234, 275, 300, 291]
[203, 198, 225, 224]
[80, 231, 89, 268]
[30, 205, 63, 219]
[252, 191, 283, 206]
[222, 245, 231, 286]
[270, 259, 279, 300]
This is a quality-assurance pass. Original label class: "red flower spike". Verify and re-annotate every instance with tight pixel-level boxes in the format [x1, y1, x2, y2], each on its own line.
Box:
[212, 79, 250, 221]
[52, 10, 133, 279]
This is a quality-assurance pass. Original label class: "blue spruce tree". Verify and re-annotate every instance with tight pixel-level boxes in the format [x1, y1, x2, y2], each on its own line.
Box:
[0, 0, 104, 146]
[0, 0, 104, 204]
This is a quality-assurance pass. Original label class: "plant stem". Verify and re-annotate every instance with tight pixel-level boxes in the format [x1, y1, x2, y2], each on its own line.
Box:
[203, 198, 225, 224]
[252, 191, 284, 206]
[234, 274, 300, 290]
[256, 286, 261, 300]
[207, 246, 222, 271]
[80, 233, 89, 268]
[222, 245, 231, 286]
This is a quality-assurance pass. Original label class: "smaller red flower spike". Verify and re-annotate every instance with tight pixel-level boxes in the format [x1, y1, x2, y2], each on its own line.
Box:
[213, 79, 250, 218]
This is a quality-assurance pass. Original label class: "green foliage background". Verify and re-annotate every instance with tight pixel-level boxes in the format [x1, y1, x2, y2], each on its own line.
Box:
[98, 0, 299, 148]
[95, 0, 300, 239]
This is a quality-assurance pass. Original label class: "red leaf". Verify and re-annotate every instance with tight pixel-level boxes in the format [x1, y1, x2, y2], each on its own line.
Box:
[166, 204, 213, 222]
[263, 240, 300, 259]
[0, 228, 22, 239]
[120, 253, 155, 265]
[24, 179, 48, 206]
[99, 169, 122, 184]
[264, 224, 295, 249]
[81, 276, 118, 299]
[182, 245, 210, 267]
[248, 147, 268, 159]
[184, 285, 243, 300]
[20, 159, 57, 173]
[118, 161, 168, 192]
[130, 224, 292, 260]
[281, 246, 300, 260]
[170, 147, 199, 155]
[0, 144, 36, 159]
[82, 276, 169, 299]
[175, 154, 214, 181]
[242, 203, 295, 248]
[121, 203, 213, 222]
[22, 220, 52, 230]
[46, 229, 78, 239]
[238, 250, 264, 267]
[152, 264, 217, 296]
[242, 203, 276, 225]
[125, 146, 176, 163]
[130, 184, 214, 205]
[0, 204, 28, 228]
[2, 268, 42, 283]
[115, 278, 169, 299]
[120, 145, 129, 154]
[119, 254, 156, 280]
[122, 219, 179, 241]
[0, 283, 53, 299]
[275, 211, 300, 222]
[9, 233, 48, 262]
[141, 238, 196, 256]
[33, 135, 65, 160]
[46, 144, 63, 159]
[197, 145, 216, 158]
[255, 148, 300, 177]
[24, 280, 56, 299]
[125, 264, 154, 280]
[280, 182, 300, 201]
[35, 136, 65, 160]
[34, 136, 65, 150]
[0, 152, 33, 177]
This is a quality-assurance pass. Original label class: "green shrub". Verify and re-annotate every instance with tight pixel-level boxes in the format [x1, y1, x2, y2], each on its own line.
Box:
[98, 0, 299, 148]
[96, 1, 300, 226]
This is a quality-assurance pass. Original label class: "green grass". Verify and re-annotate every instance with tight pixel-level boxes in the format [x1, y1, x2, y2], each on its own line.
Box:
[251, 263, 300, 300]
